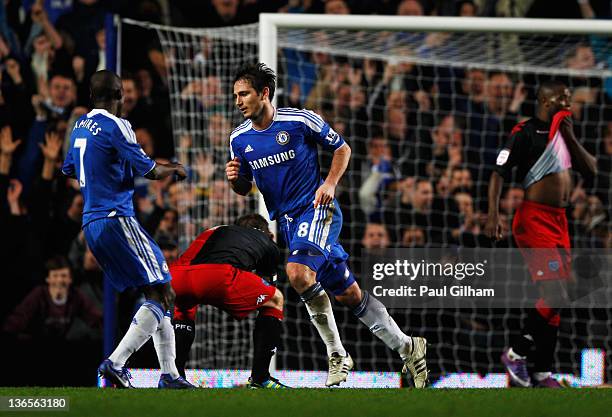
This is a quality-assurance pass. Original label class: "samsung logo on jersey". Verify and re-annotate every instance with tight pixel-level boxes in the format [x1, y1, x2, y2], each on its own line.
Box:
[248, 150, 296, 170]
[75, 118, 102, 136]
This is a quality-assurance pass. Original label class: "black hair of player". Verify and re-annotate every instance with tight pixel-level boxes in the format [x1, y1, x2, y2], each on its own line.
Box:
[536, 80, 567, 103]
[235, 213, 270, 234]
[45, 255, 71, 273]
[90, 70, 122, 104]
[233, 63, 276, 101]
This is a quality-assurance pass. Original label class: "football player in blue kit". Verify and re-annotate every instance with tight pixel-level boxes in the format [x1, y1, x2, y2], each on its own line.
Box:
[226, 63, 428, 387]
[62, 70, 193, 389]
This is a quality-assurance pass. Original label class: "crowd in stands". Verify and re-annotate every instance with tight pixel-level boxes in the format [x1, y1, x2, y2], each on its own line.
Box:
[0, 0, 610, 385]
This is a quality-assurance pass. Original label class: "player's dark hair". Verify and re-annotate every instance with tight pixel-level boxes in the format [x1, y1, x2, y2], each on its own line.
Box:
[235, 213, 269, 233]
[45, 255, 71, 273]
[536, 80, 566, 102]
[233, 63, 276, 101]
[90, 70, 122, 103]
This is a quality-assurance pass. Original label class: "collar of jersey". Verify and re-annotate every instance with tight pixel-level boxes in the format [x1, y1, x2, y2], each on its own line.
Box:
[87, 108, 113, 118]
[251, 107, 277, 133]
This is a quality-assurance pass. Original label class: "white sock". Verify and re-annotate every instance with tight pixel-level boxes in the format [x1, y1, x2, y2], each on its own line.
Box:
[153, 315, 180, 379]
[355, 292, 412, 360]
[109, 301, 163, 368]
[303, 288, 346, 357]
[533, 372, 552, 381]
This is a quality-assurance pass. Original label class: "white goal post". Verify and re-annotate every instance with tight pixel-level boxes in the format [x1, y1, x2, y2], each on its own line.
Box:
[259, 14, 612, 78]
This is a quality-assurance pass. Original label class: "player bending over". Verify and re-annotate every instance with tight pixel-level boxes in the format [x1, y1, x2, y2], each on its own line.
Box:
[485, 80, 597, 388]
[226, 63, 428, 387]
[62, 70, 193, 389]
[171, 214, 288, 389]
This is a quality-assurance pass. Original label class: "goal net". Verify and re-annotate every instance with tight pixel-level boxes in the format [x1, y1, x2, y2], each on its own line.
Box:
[121, 16, 612, 386]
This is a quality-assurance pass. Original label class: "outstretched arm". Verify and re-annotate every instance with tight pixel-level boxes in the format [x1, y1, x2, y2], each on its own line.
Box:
[145, 161, 187, 181]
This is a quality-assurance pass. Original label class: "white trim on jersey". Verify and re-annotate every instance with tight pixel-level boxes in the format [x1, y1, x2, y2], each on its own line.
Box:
[229, 120, 253, 159]
[230, 120, 253, 141]
[275, 113, 323, 133]
[278, 108, 325, 129]
[230, 119, 251, 136]
[303, 109, 325, 127]
[118, 119, 138, 144]
[87, 108, 137, 144]
[143, 160, 157, 176]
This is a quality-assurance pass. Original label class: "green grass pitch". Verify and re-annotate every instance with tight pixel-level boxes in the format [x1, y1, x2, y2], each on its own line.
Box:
[1, 387, 610, 417]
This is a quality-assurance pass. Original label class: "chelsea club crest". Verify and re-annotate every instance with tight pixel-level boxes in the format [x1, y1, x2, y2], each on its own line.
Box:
[276, 130, 290, 145]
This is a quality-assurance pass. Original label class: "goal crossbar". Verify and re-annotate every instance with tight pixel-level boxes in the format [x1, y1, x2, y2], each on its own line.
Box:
[259, 13, 612, 80]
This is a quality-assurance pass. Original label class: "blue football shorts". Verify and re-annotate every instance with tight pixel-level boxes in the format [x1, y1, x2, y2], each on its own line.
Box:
[279, 201, 355, 295]
[84, 216, 171, 292]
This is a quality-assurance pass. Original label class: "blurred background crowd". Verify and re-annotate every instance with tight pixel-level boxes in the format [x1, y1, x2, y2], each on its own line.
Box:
[0, 0, 610, 385]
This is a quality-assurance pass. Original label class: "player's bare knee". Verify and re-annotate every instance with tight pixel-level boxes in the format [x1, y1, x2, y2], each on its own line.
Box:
[285, 262, 303, 281]
[286, 262, 315, 293]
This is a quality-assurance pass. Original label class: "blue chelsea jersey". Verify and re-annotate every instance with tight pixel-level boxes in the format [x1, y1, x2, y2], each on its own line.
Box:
[62, 109, 156, 227]
[229, 108, 345, 220]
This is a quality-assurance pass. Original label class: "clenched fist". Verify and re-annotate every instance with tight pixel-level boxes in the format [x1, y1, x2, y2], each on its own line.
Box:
[226, 157, 241, 182]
